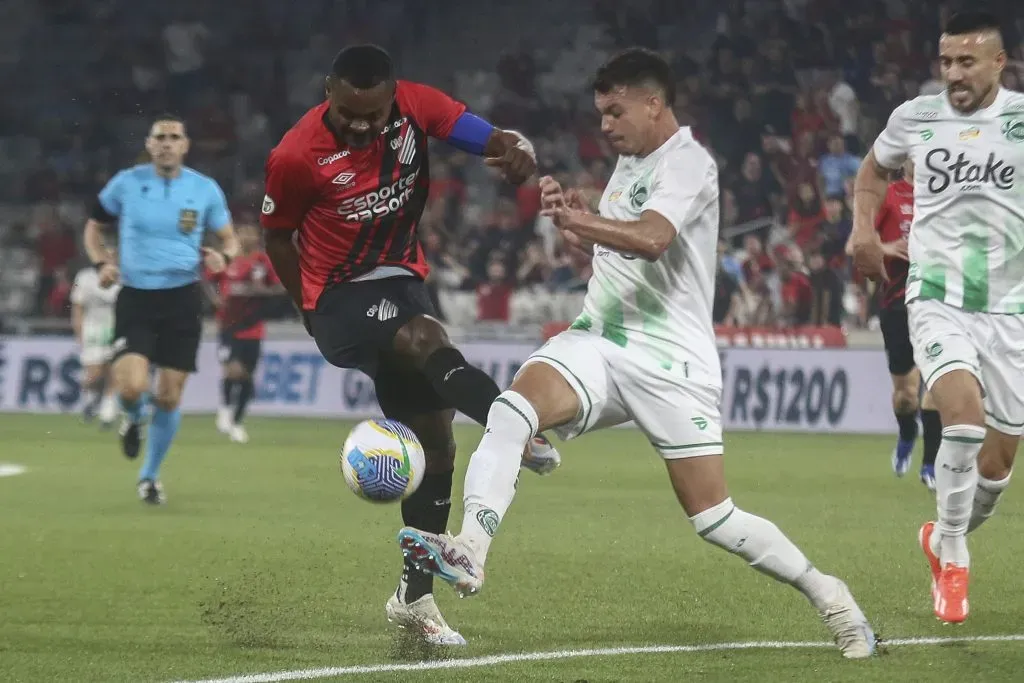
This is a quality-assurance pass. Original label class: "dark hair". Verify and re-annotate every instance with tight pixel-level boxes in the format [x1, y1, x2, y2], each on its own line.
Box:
[592, 48, 675, 107]
[152, 112, 186, 133]
[330, 44, 394, 88]
[944, 11, 1002, 37]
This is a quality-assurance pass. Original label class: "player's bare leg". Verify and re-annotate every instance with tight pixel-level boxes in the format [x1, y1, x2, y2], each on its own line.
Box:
[113, 353, 151, 460]
[890, 367, 921, 477]
[664, 455, 874, 658]
[382, 402, 465, 646]
[398, 361, 874, 658]
[967, 428, 1016, 533]
[920, 389, 941, 490]
[919, 368, 986, 623]
[394, 314, 560, 474]
[399, 361, 576, 595]
[81, 362, 106, 423]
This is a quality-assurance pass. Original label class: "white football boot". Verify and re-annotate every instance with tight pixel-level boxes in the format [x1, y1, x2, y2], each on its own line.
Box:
[521, 434, 561, 475]
[818, 578, 876, 659]
[216, 407, 233, 434]
[385, 593, 467, 645]
[229, 424, 249, 444]
[397, 528, 484, 598]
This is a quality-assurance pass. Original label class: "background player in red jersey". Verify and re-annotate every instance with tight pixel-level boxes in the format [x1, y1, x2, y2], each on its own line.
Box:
[260, 44, 560, 645]
[206, 223, 284, 444]
[863, 161, 940, 490]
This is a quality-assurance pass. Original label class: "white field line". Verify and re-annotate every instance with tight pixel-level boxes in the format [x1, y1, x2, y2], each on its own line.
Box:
[170, 633, 1024, 683]
[0, 463, 26, 478]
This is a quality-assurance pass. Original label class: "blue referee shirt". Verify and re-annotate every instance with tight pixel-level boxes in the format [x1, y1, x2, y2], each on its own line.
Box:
[98, 164, 232, 290]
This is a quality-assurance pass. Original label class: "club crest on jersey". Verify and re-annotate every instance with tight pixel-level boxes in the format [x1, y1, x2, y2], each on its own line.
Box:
[958, 127, 980, 141]
[178, 208, 199, 233]
[262, 194, 276, 215]
[332, 172, 356, 186]
[396, 129, 417, 165]
[608, 190, 622, 202]
[628, 181, 649, 210]
[1002, 119, 1024, 143]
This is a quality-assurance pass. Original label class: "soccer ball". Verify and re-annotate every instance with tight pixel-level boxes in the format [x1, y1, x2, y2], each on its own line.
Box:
[340, 419, 425, 503]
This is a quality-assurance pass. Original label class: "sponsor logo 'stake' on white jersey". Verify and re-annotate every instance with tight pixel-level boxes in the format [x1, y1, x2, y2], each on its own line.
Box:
[873, 87, 1024, 313]
[570, 127, 721, 384]
[70, 268, 120, 348]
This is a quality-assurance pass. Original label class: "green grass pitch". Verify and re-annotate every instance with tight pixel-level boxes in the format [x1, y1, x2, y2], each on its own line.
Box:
[1, 414, 1022, 682]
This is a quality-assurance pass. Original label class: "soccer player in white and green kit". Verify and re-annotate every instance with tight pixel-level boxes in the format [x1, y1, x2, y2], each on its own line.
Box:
[850, 12, 1024, 624]
[397, 48, 875, 658]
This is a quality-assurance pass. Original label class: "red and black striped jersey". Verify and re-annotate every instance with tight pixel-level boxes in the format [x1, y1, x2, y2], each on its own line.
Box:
[875, 179, 914, 309]
[261, 81, 466, 310]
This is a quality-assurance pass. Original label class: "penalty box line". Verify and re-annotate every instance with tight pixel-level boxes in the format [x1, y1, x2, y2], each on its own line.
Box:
[171, 633, 1024, 683]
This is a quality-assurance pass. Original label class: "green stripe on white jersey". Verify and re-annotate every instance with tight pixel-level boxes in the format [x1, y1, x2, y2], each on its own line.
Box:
[875, 88, 1024, 313]
[571, 127, 721, 383]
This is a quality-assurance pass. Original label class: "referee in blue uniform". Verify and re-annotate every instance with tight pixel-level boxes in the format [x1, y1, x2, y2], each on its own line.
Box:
[83, 114, 239, 504]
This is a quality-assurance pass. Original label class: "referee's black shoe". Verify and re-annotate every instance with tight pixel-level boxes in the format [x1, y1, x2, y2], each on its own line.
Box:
[119, 417, 142, 460]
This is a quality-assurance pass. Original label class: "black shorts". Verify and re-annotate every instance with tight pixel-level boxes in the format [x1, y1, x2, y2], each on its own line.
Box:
[113, 283, 202, 373]
[879, 303, 915, 376]
[219, 334, 262, 373]
[309, 277, 450, 417]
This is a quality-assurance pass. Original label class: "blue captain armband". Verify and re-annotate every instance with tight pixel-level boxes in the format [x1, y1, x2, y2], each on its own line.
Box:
[446, 112, 495, 155]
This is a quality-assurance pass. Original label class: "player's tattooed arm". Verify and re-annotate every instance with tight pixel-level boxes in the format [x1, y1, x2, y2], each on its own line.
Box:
[847, 149, 892, 280]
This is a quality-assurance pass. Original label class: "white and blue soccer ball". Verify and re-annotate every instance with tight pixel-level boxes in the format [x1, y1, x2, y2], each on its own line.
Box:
[340, 419, 425, 503]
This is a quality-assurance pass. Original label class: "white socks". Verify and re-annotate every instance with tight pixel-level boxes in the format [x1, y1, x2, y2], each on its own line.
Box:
[690, 498, 838, 612]
[932, 424, 985, 568]
[968, 472, 1011, 533]
[460, 391, 538, 564]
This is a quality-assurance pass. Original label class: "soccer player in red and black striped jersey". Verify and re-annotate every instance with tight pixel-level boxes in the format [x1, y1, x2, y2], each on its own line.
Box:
[873, 161, 940, 490]
[260, 44, 560, 644]
[207, 223, 284, 444]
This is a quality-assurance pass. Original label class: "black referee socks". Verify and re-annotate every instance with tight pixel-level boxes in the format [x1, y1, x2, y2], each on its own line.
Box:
[422, 346, 501, 426]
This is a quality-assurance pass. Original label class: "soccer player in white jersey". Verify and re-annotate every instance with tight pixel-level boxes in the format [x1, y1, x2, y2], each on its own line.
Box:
[397, 48, 875, 658]
[849, 12, 1024, 624]
[70, 265, 121, 427]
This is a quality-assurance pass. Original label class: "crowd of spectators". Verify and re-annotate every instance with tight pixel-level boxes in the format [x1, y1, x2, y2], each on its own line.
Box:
[3, 0, 1023, 331]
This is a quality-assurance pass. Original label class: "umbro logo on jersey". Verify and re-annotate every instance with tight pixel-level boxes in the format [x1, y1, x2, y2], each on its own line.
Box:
[366, 298, 398, 322]
[332, 172, 356, 186]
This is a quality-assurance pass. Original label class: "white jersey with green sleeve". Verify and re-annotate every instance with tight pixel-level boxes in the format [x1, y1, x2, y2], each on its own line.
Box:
[569, 127, 721, 383]
[71, 268, 120, 349]
[872, 87, 1024, 313]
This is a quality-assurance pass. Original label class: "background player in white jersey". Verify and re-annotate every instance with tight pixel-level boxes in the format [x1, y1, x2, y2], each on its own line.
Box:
[397, 48, 875, 659]
[849, 12, 1024, 624]
[71, 264, 120, 427]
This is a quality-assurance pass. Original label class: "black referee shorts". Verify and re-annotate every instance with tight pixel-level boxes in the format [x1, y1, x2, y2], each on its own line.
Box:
[879, 303, 916, 376]
[113, 283, 202, 373]
[308, 276, 451, 417]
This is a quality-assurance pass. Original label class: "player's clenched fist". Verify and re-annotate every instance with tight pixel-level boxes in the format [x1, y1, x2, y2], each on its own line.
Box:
[97, 263, 120, 288]
[485, 130, 537, 185]
[847, 231, 889, 282]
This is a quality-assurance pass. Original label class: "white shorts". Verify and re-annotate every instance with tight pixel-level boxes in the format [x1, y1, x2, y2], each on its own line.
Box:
[909, 299, 1024, 436]
[521, 330, 724, 459]
[80, 345, 113, 367]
